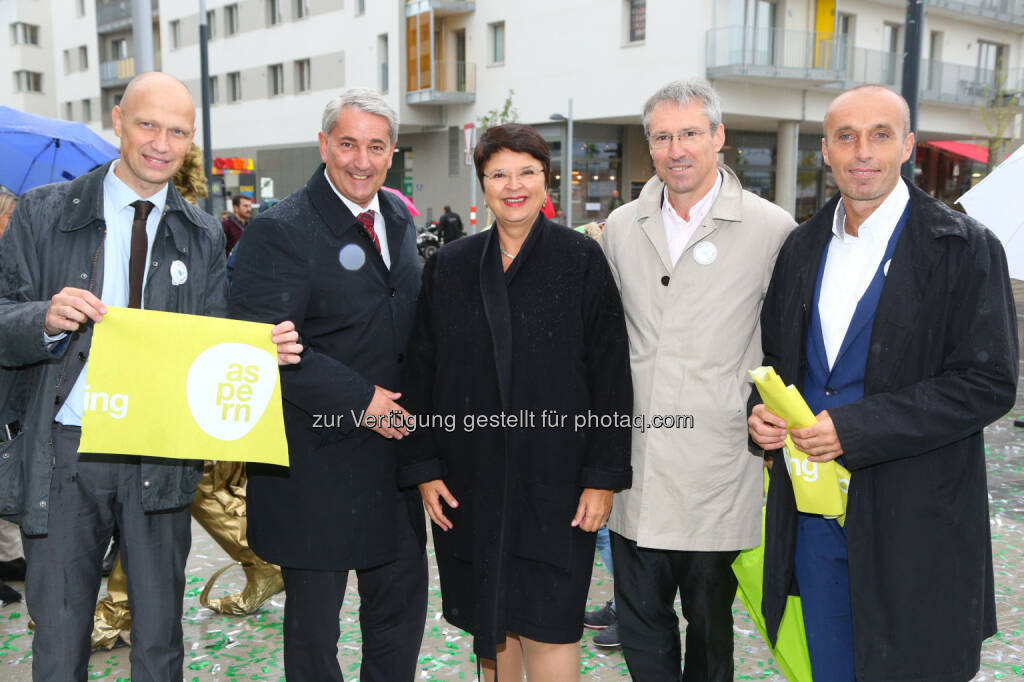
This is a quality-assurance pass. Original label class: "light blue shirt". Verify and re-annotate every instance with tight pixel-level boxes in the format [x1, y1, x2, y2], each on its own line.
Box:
[55, 162, 168, 425]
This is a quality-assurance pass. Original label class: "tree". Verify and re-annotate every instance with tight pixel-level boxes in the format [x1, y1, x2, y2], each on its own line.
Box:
[478, 89, 519, 131]
[979, 61, 1022, 174]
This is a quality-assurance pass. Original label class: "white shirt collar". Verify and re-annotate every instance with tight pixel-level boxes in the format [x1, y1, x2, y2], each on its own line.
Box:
[103, 160, 169, 216]
[663, 169, 723, 225]
[832, 178, 909, 244]
[324, 168, 381, 219]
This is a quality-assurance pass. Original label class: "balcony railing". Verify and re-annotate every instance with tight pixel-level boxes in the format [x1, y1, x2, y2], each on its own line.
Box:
[706, 26, 849, 82]
[927, 0, 1024, 26]
[97, 0, 158, 33]
[407, 60, 476, 105]
[405, 1, 475, 17]
[706, 27, 1023, 107]
[99, 53, 161, 88]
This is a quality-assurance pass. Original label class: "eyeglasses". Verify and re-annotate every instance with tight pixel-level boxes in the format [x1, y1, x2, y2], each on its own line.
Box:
[647, 129, 709, 149]
[482, 167, 545, 184]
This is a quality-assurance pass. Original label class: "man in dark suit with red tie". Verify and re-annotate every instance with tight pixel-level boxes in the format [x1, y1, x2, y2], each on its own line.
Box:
[228, 88, 428, 682]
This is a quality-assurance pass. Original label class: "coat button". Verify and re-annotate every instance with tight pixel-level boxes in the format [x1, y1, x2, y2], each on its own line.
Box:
[78, 352, 87, 361]
[661, 275, 670, 286]
[80, 273, 88, 280]
[39, 500, 47, 508]
[825, 387, 837, 396]
[72, 198, 80, 204]
[54, 396, 61, 405]
[397, 353, 405, 364]
[143, 480, 151, 488]
[390, 288, 397, 297]
[2, 452, 9, 459]
[152, 260, 158, 268]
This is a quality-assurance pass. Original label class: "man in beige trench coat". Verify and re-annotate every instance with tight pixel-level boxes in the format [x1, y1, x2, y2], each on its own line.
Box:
[600, 79, 795, 681]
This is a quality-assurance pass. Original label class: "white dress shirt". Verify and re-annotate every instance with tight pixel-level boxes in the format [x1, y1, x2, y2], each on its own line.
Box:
[324, 169, 391, 269]
[662, 170, 723, 267]
[56, 161, 168, 425]
[818, 179, 909, 369]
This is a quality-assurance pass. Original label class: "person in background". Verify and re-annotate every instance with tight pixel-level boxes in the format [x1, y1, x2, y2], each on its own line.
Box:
[0, 190, 16, 238]
[221, 194, 252, 256]
[438, 204, 464, 244]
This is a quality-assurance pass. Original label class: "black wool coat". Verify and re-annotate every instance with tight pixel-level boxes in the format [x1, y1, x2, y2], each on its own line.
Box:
[229, 166, 425, 570]
[398, 216, 633, 659]
[754, 183, 1018, 682]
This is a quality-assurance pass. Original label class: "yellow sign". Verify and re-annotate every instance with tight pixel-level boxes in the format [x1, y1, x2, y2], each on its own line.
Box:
[750, 366, 849, 520]
[79, 308, 289, 466]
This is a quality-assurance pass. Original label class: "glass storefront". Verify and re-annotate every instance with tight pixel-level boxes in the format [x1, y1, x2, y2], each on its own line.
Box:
[543, 124, 623, 227]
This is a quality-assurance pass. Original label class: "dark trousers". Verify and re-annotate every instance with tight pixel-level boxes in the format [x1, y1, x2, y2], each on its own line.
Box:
[22, 424, 191, 682]
[794, 514, 855, 682]
[281, 531, 428, 681]
[611, 531, 739, 682]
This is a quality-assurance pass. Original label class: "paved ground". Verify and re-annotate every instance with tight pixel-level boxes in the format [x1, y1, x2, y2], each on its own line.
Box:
[4, 284, 1024, 680]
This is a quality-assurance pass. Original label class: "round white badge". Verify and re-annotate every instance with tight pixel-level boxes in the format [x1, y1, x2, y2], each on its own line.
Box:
[170, 260, 188, 286]
[883, 259, 891, 276]
[693, 241, 718, 266]
[339, 244, 367, 271]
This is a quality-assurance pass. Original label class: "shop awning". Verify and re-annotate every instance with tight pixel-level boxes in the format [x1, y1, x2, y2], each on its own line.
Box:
[925, 140, 989, 165]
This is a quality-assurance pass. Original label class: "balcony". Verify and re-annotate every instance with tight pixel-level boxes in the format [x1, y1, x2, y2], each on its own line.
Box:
[847, 46, 1023, 106]
[706, 27, 849, 85]
[97, 0, 158, 34]
[99, 53, 161, 88]
[706, 27, 1023, 107]
[927, 0, 1024, 26]
[407, 60, 476, 105]
[405, 0, 475, 17]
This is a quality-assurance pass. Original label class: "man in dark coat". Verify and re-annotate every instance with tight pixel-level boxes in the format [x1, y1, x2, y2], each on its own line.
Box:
[221, 194, 251, 256]
[0, 72, 300, 682]
[438, 205, 463, 244]
[748, 85, 1018, 681]
[228, 88, 427, 682]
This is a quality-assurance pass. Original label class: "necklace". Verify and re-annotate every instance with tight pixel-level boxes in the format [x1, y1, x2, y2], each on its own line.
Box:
[500, 246, 516, 259]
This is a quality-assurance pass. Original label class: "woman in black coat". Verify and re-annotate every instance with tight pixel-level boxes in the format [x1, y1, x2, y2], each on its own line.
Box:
[398, 124, 633, 681]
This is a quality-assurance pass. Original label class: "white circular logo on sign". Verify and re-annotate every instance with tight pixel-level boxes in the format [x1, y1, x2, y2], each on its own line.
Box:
[185, 343, 278, 441]
[693, 241, 718, 265]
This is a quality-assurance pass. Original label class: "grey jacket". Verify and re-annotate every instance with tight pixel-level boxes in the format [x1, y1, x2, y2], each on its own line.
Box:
[0, 161, 227, 534]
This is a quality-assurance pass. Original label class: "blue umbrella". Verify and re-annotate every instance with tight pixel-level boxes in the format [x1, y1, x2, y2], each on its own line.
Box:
[0, 105, 119, 194]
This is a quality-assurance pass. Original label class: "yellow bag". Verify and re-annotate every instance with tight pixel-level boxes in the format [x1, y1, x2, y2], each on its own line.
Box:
[750, 367, 849, 520]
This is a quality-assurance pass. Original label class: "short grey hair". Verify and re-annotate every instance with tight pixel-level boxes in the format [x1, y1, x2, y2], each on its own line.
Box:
[642, 79, 723, 136]
[321, 88, 399, 144]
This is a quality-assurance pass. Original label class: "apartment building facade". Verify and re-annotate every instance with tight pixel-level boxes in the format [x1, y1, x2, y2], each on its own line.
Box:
[4, 0, 1023, 224]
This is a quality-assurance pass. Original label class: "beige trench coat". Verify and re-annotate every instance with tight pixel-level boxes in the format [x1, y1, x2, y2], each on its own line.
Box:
[602, 166, 795, 551]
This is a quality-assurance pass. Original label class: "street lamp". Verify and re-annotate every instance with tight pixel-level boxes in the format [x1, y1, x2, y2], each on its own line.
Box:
[550, 97, 574, 227]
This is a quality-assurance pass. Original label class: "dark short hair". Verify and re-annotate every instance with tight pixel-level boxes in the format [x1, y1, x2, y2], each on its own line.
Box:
[473, 123, 550, 188]
[443, 205, 451, 212]
[232, 195, 251, 208]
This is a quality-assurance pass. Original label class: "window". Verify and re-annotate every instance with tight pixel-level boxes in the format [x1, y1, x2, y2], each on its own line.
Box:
[228, 71, 241, 102]
[64, 102, 74, 120]
[296, 0, 309, 19]
[490, 22, 505, 65]
[627, 0, 646, 42]
[79, 45, 88, 70]
[209, 75, 219, 105]
[77, 0, 86, 17]
[170, 20, 181, 49]
[882, 23, 901, 85]
[744, 0, 776, 65]
[378, 34, 389, 93]
[357, 0, 366, 15]
[226, 4, 239, 35]
[111, 38, 128, 60]
[14, 70, 43, 92]
[295, 58, 311, 92]
[206, 10, 216, 39]
[10, 23, 40, 46]
[82, 98, 92, 121]
[63, 49, 72, 74]
[448, 126, 460, 177]
[268, 63, 284, 96]
[267, 0, 281, 26]
[977, 40, 1008, 88]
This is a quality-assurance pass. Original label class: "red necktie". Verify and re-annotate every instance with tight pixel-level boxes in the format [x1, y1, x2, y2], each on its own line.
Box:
[357, 210, 381, 254]
[128, 200, 154, 309]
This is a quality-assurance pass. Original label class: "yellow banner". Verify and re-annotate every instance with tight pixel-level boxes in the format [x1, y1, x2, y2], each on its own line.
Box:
[79, 308, 289, 466]
[750, 366, 849, 519]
